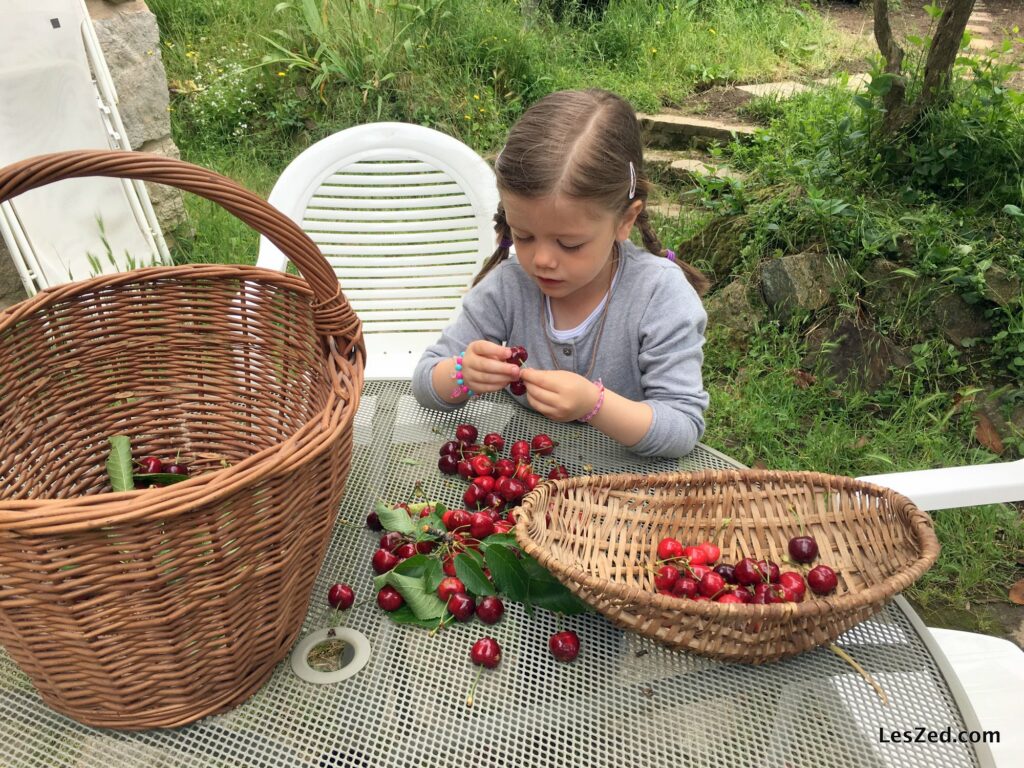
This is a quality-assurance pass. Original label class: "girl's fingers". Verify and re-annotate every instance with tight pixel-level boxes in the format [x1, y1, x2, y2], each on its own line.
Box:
[467, 339, 512, 361]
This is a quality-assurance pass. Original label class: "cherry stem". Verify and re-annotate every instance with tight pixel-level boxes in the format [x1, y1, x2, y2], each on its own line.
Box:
[466, 666, 483, 708]
[711, 517, 732, 542]
[829, 643, 889, 706]
[789, 505, 805, 536]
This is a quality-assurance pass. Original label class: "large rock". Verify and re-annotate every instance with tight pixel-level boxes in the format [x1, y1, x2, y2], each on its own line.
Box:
[982, 264, 1021, 308]
[676, 215, 748, 282]
[803, 316, 911, 392]
[705, 277, 765, 334]
[88, 1, 170, 150]
[930, 292, 992, 347]
[861, 258, 938, 333]
[759, 251, 850, 323]
[140, 136, 191, 239]
[0, 241, 28, 309]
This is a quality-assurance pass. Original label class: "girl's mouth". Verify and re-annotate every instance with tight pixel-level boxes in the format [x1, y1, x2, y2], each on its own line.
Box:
[536, 277, 562, 287]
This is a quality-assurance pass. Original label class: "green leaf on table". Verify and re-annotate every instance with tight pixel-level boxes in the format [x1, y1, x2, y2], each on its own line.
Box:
[479, 532, 519, 552]
[391, 554, 431, 578]
[521, 555, 591, 614]
[373, 570, 446, 620]
[375, 500, 416, 535]
[424, 557, 444, 593]
[484, 544, 529, 603]
[106, 435, 134, 492]
[454, 553, 496, 596]
[417, 512, 445, 540]
[386, 604, 439, 629]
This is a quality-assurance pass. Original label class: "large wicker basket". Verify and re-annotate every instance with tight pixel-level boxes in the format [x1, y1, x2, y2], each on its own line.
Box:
[515, 470, 939, 663]
[0, 151, 364, 728]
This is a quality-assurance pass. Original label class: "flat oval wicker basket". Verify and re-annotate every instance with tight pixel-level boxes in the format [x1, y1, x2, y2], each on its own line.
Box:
[0, 150, 364, 728]
[515, 469, 940, 663]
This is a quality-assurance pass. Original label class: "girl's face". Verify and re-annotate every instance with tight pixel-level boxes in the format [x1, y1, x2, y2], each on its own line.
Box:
[503, 192, 642, 306]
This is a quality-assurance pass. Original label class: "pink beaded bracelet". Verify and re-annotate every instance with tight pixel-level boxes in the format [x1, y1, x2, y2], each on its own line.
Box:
[449, 352, 474, 399]
[578, 379, 605, 423]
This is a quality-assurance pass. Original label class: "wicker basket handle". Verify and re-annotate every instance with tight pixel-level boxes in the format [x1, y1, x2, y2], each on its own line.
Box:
[0, 150, 363, 354]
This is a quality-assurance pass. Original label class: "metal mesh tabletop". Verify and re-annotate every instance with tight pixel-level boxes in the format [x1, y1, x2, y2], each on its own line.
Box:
[0, 379, 991, 767]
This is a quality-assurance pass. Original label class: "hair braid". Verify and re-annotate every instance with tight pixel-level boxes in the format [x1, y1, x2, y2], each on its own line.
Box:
[636, 206, 711, 297]
[471, 203, 512, 287]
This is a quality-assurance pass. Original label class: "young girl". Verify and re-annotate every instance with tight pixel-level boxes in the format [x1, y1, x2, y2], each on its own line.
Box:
[412, 89, 710, 458]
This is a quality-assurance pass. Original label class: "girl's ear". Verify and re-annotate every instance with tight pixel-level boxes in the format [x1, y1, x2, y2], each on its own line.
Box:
[616, 199, 645, 241]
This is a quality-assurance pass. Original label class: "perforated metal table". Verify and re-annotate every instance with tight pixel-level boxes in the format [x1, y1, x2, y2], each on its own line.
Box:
[0, 380, 994, 767]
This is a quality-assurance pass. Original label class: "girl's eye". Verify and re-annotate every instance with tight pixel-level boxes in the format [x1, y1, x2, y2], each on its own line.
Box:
[512, 234, 532, 243]
[559, 241, 584, 251]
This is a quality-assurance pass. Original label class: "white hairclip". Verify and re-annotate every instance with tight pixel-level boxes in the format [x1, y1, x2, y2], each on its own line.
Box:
[628, 161, 637, 200]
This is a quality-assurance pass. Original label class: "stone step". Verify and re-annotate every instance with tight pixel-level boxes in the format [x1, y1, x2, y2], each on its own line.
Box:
[646, 149, 746, 185]
[813, 72, 871, 92]
[969, 37, 996, 51]
[972, 11, 994, 22]
[966, 23, 992, 34]
[638, 113, 757, 150]
[736, 81, 810, 98]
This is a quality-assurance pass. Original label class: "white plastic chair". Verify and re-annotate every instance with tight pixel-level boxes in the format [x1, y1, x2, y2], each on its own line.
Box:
[0, 0, 168, 293]
[860, 460, 1024, 767]
[257, 122, 500, 379]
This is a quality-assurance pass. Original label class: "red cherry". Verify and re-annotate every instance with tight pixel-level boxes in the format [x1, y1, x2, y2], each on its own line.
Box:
[698, 542, 720, 565]
[682, 545, 708, 566]
[699, 571, 726, 598]
[788, 535, 819, 564]
[778, 571, 806, 599]
[379, 531, 404, 552]
[493, 519, 514, 534]
[393, 542, 417, 560]
[500, 477, 526, 502]
[440, 440, 461, 457]
[548, 630, 580, 662]
[327, 583, 355, 610]
[454, 424, 478, 445]
[807, 565, 838, 595]
[456, 459, 474, 479]
[531, 434, 556, 455]
[469, 512, 495, 540]
[462, 484, 482, 509]
[514, 462, 533, 481]
[509, 440, 531, 462]
[756, 559, 781, 583]
[447, 591, 476, 621]
[714, 563, 737, 584]
[415, 539, 437, 555]
[656, 537, 684, 561]
[376, 586, 404, 611]
[468, 454, 493, 478]
[672, 576, 699, 598]
[165, 463, 189, 476]
[447, 509, 471, 532]
[138, 456, 163, 474]
[509, 380, 527, 396]
[733, 557, 761, 586]
[653, 565, 680, 592]
[689, 563, 712, 581]
[472, 475, 496, 494]
[494, 458, 516, 477]
[470, 637, 501, 668]
[716, 592, 743, 604]
[475, 595, 505, 624]
[733, 586, 754, 603]
[483, 433, 505, 452]
[548, 465, 569, 480]
[366, 511, 383, 531]
[438, 454, 459, 475]
[442, 554, 457, 577]
[371, 548, 399, 573]
[438, 577, 466, 601]
[523, 473, 541, 491]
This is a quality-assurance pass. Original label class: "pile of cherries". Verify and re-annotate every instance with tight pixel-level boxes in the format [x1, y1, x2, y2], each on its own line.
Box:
[134, 455, 189, 487]
[435, 423, 570, 515]
[651, 533, 838, 604]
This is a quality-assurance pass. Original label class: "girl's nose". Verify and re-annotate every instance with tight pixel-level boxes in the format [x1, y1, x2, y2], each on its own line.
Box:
[533, 242, 558, 270]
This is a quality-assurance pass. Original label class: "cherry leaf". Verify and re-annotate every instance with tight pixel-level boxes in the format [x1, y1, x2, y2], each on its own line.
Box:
[106, 435, 135, 492]
[373, 571, 445, 620]
[133, 472, 188, 486]
[386, 605, 438, 629]
[454, 553, 496, 596]
[375, 501, 416, 535]
[423, 557, 444, 593]
[484, 544, 530, 603]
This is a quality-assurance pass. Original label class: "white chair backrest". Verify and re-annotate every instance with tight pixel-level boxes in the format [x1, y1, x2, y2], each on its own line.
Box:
[0, 0, 168, 294]
[257, 122, 500, 378]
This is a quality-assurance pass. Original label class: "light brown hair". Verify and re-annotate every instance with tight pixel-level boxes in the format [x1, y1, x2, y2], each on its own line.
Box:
[473, 88, 709, 295]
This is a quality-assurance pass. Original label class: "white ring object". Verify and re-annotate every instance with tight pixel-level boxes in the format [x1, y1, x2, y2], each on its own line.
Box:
[290, 627, 371, 684]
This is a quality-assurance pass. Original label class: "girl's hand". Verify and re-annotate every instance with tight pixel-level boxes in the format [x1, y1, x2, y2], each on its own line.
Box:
[518, 368, 600, 422]
[461, 340, 522, 394]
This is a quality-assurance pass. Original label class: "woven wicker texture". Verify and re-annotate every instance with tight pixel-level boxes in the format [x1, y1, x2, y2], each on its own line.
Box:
[0, 150, 364, 728]
[516, 470, 940, 663]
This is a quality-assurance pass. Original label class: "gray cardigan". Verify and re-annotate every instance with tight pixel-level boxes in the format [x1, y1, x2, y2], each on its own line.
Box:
[412, 240, 709, 457]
